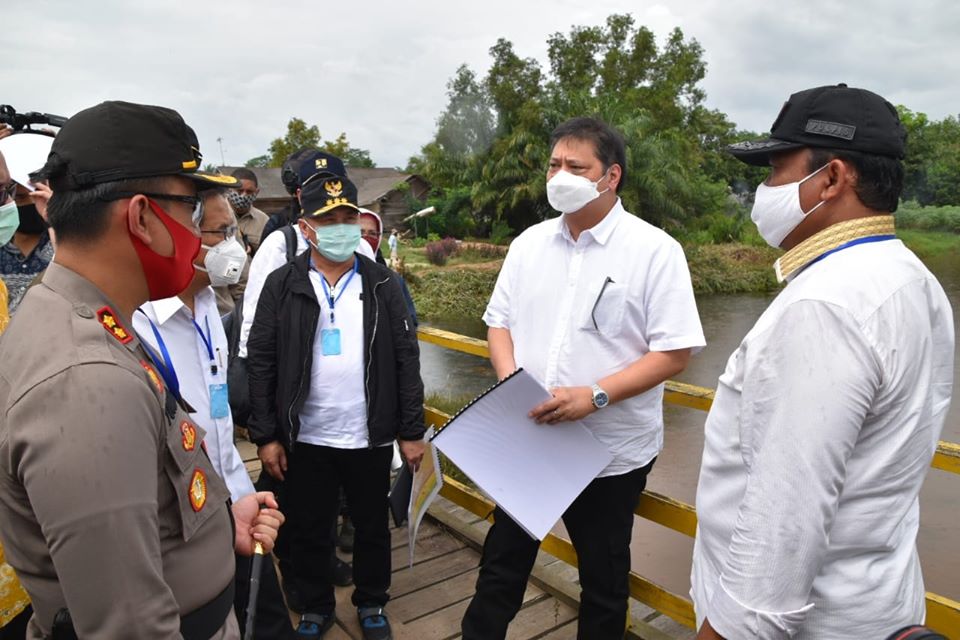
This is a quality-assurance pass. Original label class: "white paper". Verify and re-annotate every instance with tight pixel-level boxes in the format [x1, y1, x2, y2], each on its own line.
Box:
[432, 369, 613, 540]
[407, 428, 443, 568]
[0, 133, 54, 191]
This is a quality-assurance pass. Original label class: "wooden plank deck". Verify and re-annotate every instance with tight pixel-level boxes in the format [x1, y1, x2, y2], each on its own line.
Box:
[237, 439, 691, 639]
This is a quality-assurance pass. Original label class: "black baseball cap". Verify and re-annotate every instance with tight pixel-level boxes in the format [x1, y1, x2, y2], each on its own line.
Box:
[728, 84, 906, 166]
[296, 150, 347, 187]
[34, 101, 240, 191]
[300, 174, 360, 217]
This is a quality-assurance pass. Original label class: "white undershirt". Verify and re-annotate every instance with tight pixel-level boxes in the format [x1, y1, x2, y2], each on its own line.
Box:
[297, 263, 370, 449]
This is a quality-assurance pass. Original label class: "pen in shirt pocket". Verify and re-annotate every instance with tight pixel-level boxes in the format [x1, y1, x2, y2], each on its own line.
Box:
[591, 276, 615, 331]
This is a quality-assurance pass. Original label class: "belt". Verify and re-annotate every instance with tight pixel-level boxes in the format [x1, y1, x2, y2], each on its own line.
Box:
[181, 579, 235, 640]
[50, 579, 234, 640]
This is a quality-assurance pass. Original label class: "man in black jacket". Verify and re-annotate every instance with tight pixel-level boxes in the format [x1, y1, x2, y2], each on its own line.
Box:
[247, 173, 425, 640]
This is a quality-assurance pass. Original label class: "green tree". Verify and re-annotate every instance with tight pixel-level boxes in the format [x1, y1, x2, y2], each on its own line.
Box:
[244, 154, 270, 168]
[267, 117, 321, 167]
[410, 13, 744, 237]
[262, 118, 376, 168]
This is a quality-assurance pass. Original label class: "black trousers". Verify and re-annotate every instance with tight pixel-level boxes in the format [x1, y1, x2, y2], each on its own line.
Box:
[462, 459, 655, 640]
[285, 443, 393, 615]
[234, 552, 296, 639]
[0, 606, 31, 640]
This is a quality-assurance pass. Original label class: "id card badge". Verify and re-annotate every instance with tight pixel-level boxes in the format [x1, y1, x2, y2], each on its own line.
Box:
[209, 383, 229, 419]
[321, 328, 342, 356]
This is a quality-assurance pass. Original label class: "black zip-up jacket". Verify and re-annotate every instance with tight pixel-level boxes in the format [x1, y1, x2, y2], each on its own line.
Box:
[246, 250, 425, 450]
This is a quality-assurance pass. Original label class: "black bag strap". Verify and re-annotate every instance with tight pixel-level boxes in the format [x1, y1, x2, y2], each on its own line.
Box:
[282, 224, 298, 263]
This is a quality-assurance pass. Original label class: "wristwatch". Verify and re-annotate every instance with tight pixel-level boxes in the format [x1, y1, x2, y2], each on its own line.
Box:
[591, 384, 610, 409]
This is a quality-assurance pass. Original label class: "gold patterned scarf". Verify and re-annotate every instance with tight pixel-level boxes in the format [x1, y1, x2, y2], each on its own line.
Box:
[774, 215, 896, 283]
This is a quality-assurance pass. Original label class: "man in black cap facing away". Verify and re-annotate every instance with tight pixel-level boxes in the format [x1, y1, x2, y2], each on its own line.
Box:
[247, 172, 425, 640]
[0, 100, 284, 639]
[691, 85, 954, 639]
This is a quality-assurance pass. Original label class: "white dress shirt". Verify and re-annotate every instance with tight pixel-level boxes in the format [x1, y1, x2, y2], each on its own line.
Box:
[483, 199, 705, 476]
[691, 238, 954, 639]
[134, 288, 256, 502]
[238, 225, 309, 358]
[297, 264, 371, 449]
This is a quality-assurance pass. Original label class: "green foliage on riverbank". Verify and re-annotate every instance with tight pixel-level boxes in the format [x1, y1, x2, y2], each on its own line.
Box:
[898, 229, 960, 260]
[897, 201, 960, 233]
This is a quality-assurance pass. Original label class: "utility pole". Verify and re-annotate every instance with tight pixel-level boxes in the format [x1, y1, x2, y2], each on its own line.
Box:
[216, 137, 225, 167]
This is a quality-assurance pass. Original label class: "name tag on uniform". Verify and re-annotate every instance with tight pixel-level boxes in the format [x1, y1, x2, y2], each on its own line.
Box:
[209, 383, 229, 419]
[321, 328, 342, 356]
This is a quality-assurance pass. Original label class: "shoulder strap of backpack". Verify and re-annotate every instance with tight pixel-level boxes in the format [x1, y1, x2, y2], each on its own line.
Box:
[282, 224, 298, 263]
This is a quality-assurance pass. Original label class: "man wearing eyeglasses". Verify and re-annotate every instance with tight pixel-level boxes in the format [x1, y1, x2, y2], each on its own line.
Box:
[134, 188, 295, 639]
[0, 101, 284, 639]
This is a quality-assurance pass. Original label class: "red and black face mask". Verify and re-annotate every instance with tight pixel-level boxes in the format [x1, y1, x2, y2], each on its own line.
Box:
[129, 199, 201, 300]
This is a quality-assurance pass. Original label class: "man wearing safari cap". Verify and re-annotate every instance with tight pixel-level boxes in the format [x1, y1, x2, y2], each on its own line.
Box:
[0, 100, 284, 639]
[247, 172, 425, 640]
[691, 84, 954, 639]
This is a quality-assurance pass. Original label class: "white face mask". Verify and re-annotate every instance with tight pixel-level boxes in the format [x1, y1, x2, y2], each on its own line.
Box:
[196, 237, 248, 286]
[546, 168, 611, 214]
[750, 164, 829, 248]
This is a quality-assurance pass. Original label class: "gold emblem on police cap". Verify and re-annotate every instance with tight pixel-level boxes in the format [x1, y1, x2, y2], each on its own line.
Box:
[324, 180, 343, 198]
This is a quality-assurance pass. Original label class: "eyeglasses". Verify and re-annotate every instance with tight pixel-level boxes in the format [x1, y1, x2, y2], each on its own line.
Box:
[360, 230, 382, 238]
[200, 225, 239, 242]
[1, 182, 17, 205]
[102, 191, 204, 226]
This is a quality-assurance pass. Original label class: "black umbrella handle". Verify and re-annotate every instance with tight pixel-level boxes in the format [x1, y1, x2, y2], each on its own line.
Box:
[242, 542, 265, 640]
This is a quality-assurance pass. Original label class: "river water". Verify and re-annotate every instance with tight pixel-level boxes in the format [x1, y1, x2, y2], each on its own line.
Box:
[418, 253, 960, 600]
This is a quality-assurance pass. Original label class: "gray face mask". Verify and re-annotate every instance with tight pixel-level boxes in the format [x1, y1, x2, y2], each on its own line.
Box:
[227, 191, 255, 213]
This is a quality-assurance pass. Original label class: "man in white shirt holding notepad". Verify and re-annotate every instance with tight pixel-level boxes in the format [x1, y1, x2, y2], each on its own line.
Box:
[462, 117, 705, 640]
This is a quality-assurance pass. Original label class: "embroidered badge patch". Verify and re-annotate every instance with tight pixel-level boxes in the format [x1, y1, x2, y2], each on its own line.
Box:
[140, 360, 164, 394]
[97, 306, 133, 344]
[189, 469, 207, 512]
[180, 421, 197, 452]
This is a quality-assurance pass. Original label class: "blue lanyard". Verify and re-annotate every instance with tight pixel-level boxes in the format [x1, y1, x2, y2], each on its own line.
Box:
[319, 257, 359, 324]
[136, 311, 181, 400]
[802, 235, 896, 274]
[191, 315, 218, 375]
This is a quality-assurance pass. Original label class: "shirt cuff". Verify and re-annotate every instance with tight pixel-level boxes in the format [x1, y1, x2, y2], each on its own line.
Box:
[481, 309, 508, 329]
[707, 575, 813, 639]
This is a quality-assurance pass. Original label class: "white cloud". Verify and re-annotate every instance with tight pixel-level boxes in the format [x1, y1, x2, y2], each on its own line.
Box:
[4, 0, 958, 168]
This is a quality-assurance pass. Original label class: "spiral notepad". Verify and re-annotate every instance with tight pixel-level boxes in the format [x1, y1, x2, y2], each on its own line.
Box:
[431, 368, 613, 540]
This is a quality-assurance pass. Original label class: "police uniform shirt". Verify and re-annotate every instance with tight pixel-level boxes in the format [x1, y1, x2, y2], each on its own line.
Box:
[0, 262, 235, 638]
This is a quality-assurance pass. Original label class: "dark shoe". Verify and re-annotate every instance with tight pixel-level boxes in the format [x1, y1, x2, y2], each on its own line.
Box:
[282, 578, 305, 614]
[296, 612, 336, 637]
[338, 517, 355, 552]
[332, 555, 353, 587]
[358, 606, 392, 640]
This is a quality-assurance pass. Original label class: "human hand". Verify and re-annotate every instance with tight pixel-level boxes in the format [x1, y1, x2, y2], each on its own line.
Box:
[257, 441, 287, 481]
[0, 124, 12, 141]
[529, 386, 595, 424]
[398, 438, 426, 471]
[232, 491, 285, 556]
[29, 182, 52, 220]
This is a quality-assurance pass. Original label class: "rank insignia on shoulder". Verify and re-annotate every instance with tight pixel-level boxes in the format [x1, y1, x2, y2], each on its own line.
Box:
[140, 360, 164, 394]
[189, 469, 207, 512]
[180, 421, 197, 452]
[97, 306, 133, 344]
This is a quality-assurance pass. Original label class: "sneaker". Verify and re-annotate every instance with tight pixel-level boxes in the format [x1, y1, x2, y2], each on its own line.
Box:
[357, 606, 392, 640]
[332, 555, 353, 587]
[296, 612, 335, 638]
[338, 517, 355, 552]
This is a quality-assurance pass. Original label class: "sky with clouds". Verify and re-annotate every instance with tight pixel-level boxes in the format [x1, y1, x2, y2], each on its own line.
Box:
[4, 0, 958, 169]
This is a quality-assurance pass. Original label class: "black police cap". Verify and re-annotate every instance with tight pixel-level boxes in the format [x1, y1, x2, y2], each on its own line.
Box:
[35, 101, 240, 191]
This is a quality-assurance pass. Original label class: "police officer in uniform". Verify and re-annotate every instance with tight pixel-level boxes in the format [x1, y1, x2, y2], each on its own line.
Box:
[0, 101, 284, 639]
